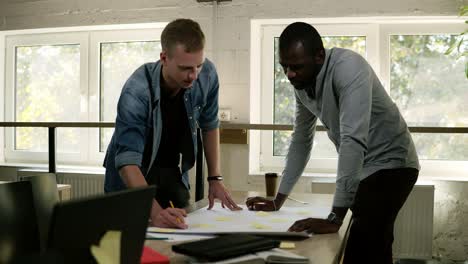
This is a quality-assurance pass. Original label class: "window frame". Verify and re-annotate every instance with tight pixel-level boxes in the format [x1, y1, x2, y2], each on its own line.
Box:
[4, 32, 89, 164]
[251, 17, 468, 177]
[1, 23, 167, 166]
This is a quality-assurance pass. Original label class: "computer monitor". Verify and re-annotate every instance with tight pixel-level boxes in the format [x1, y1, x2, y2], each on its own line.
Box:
[47, 186, 156, 264]
[20, 173, 59, 251]
[0, 181, 40, 263]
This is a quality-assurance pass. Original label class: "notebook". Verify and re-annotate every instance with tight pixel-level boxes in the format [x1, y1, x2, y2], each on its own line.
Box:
[172, 234, 280, 261]
[47, 186, 155, 264]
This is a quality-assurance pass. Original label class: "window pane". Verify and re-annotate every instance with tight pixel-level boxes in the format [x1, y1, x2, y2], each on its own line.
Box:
[15, 45, 80, 152]
[273, 36, 366, 156]
[100, 41, 161, 152]
[390, 35, 468, 160]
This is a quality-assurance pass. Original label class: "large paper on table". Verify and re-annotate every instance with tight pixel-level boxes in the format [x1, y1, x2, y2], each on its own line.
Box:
[148, 204, 329, 239]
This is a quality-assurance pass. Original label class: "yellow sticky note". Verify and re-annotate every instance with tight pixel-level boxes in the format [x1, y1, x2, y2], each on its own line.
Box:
[215, 216, 232, 222]
[296, 210, 310, 215]
[255, 211, 271, 217]
[251, 222, 271, 229]
[191, 223, 215, 228]
[147, 227, 175, 233]
[90, 230, 121, 264]
[279, 242, 296, 249]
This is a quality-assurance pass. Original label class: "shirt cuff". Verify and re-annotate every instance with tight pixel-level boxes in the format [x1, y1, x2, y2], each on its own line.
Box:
[115, 151, 143, 169]
[333, 190, 356, 208]
[199, 119, 220, 131]
[278, 181, 294, 196]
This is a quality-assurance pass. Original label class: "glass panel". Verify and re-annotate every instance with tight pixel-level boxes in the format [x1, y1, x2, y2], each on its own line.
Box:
[100, 41, 161, 152]
[390, 35, 468, 160]
[273, 36, 366, 156]
[15, 45, 80, 152]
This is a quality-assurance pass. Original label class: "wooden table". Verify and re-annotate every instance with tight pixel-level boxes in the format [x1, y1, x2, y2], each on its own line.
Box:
[146, 191, 351, 264]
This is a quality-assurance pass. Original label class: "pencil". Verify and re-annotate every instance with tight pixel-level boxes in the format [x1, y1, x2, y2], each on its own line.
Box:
[169, 200, 182, 223]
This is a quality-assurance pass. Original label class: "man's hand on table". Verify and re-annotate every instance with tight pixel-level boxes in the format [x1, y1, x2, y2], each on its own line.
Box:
[245, 192, 288, 211]
[207, 180, 242, 211]
[288, 218, 340, 234]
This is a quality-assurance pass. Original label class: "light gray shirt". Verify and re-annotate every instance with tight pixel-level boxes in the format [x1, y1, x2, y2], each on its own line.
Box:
[278, 48, 420, 208]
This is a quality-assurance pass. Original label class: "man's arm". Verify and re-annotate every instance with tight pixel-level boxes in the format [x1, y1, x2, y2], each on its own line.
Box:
[332, 54, 373, 209]
[278, 91, 318, 199]
[202, 128, 241, 210]
[119, 165, 147, 187]
[202, 128, 221, 177]
[119, 165, 188, 228]
[247, 93, 317, 211]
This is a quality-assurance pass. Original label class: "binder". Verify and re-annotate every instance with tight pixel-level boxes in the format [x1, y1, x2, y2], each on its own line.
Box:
[172, 234, 280, 261]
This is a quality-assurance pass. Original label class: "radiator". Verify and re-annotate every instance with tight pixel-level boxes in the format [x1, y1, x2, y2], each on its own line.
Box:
[393, 184, 434, 259]
[57, 173, 105, 199]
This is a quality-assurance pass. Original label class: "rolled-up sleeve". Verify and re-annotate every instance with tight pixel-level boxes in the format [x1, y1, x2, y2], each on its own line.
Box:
[333, 55, 373, 208]
[278, 92, 317, 195]
[198, 64, 220, 131]
[114, 81, 150, 170]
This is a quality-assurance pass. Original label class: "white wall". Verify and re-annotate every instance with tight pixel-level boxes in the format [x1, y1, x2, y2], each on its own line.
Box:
[1, 0, 467, 260]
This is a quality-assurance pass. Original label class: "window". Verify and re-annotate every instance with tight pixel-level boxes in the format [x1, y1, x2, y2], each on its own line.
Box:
[251, 18, 468, 176]
[3, 25, 165, 165]
[384, 30, 468, 161]
[99, 41, 161, 152]
[15, 44, 81, 152]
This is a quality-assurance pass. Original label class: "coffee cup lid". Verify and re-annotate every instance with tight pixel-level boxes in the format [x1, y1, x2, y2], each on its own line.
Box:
[265, 172, 278, 178]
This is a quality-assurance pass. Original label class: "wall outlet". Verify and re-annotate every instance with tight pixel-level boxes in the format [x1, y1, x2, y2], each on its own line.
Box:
[219, 108, 232, 122]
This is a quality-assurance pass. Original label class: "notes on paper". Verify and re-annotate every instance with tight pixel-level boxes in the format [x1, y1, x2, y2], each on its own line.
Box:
[147, 204, 329, 235]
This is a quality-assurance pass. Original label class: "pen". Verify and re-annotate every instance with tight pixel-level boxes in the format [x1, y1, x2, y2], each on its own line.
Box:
[169, 200, 182, 223]
[287, 196, 309, 204]
[145, 236, 170, 240]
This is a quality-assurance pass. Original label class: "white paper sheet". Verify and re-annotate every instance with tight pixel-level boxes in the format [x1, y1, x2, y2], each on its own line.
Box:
[148, 203, 329, 235]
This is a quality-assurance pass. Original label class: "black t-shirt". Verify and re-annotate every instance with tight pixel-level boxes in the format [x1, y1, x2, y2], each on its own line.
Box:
[153, 88, 192, 168]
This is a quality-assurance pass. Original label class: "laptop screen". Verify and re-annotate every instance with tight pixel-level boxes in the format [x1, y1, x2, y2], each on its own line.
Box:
[47, 186, 155, 264]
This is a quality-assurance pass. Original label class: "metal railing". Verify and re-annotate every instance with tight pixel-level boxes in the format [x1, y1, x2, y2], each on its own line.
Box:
[1, 122, 467, 170]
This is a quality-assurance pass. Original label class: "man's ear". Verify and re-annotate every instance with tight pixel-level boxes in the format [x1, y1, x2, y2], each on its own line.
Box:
[314, 49, 325, 64]
[160, 50, 168, 64]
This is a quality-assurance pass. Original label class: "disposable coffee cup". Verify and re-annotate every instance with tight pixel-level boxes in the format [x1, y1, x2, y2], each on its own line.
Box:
[265, 172, 278, 197]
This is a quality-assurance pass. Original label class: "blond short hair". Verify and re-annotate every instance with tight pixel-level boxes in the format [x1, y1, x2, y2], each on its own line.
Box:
[161, 18, 205, 56]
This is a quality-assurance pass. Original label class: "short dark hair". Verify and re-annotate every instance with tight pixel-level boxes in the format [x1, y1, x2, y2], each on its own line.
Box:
[279, 22, 324, 57]
[161, 18, 205, 56]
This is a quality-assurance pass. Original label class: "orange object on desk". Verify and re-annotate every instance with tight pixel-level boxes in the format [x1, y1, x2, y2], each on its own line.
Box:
[140, 246, 169, 264]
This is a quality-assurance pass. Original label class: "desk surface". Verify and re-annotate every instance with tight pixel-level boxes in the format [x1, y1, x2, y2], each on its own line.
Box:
[146, 191, 350, 264]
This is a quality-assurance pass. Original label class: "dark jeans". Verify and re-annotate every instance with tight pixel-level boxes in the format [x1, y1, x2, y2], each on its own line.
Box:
[146, 167, 190, 209]
[343, 168, 419, 264]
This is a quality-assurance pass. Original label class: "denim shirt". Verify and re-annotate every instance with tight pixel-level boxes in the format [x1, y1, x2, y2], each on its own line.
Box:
[104, 59, 220, 192]
[278, 48, 420, 208]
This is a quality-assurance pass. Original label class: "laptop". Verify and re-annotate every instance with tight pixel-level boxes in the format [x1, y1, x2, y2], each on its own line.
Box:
[47, 186, 155, 264]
